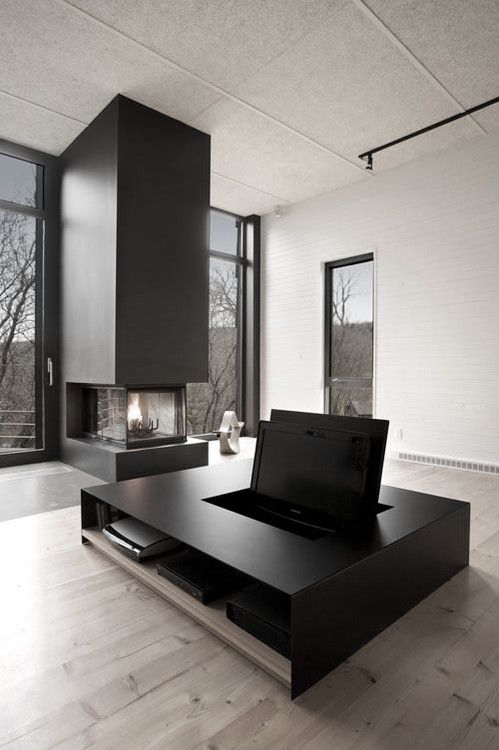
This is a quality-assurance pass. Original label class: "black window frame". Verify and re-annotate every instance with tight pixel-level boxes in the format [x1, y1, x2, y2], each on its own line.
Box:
[324, 252, 374, 415]
[0, 139, 59, 468]
[191, 207, 260, 437]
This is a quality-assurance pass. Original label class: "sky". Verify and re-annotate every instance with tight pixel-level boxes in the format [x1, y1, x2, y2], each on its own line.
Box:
[210, 210, 239, 254]
[0, 153, 38, 207]
[333, 260, 373, 323]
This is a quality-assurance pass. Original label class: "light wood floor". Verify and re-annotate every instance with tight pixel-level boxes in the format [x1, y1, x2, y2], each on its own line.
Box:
[2, 459, 499, 749]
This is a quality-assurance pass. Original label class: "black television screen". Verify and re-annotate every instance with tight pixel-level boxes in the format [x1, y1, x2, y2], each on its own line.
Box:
[251, 421, 371, 524]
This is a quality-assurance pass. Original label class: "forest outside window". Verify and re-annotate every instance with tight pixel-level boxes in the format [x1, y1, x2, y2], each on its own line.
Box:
[187, 209, 260, 437]
[0, 152, 43, 453]
[0, 140, 58, 467]
[325, 254, 374, 418]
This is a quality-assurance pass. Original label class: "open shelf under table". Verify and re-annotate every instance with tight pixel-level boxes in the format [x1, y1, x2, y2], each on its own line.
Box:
[82, 526, 291, 689]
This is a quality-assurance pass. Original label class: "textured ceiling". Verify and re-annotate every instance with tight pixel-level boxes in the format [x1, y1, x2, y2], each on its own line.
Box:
[0, 0, 497, 214]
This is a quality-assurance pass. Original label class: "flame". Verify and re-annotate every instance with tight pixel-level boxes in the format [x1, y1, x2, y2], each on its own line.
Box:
[127, 396, 142, 425]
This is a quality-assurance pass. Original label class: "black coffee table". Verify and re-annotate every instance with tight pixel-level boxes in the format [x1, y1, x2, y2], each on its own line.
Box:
[81, 459, 469, 698]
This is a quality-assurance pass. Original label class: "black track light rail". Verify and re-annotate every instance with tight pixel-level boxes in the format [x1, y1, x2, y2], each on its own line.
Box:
[358, 94, 499, 170]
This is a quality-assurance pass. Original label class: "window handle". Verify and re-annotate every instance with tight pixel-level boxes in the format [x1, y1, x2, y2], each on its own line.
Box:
[47, 357, 54, 387]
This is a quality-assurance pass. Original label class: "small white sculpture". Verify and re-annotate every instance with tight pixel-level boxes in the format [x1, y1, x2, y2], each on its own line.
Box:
[218, 410, 245, 455]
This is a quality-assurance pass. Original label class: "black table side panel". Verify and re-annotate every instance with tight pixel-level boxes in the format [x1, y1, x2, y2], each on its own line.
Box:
[290, 502, 470, 698]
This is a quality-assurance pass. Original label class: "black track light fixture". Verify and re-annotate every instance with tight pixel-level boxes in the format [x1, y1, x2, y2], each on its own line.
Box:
[358, 94, 499, 171]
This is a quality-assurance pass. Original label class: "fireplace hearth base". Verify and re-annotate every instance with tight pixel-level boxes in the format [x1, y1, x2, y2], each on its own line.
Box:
[63, 382, 206, 482]
[63, 435, 208, 483]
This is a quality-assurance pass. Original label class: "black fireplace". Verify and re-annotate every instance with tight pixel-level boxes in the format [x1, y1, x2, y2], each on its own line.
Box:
[65, 382, 206, 482]
[77, 385, 187, 449]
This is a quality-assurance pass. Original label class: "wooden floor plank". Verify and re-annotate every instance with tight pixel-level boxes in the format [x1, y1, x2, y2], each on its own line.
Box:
[2, 460, 499, 749]
[82, 526, 291, 689]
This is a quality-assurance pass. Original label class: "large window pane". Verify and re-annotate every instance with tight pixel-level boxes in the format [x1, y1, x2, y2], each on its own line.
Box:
[187, 257, 240, 434]
[210, 210, 240, 255]
[0, 153, 42, 208]
[330, 261, 373, 378]
[0, 209, 38, 451]
[327, 257, 374, 418]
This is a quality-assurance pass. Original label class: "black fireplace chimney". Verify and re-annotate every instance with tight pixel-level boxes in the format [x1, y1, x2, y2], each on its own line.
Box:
[60, 96, 210, 479]
[60, 95, 210, 386]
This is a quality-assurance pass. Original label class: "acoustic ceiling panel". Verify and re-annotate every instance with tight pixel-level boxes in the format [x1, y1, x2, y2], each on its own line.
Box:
[365, 0, 499, 107]
[0, 0, 219, 148]
[192, 98, 364, 204]
[67, 0, 340, 90]
[210, 173, 287, 216]
[473, 110, 499, 133]
[364, 117, 479, 172]
[233, 0, 481, 168]
[0, 0, 497, 214]
[0, 93, 82, 154]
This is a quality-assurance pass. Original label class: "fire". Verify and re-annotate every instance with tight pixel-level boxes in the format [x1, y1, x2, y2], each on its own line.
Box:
[127, 396, 142, 426]
[126, 393, 160, 440]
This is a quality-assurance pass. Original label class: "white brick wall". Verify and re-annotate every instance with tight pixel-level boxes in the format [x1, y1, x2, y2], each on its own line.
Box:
[261, 130, 499, 464]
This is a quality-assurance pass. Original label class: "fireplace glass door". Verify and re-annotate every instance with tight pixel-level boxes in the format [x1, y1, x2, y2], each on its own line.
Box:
[82, 387, 126, 445]
[126, 388, 186, 448]
[80, 385, 187, 449]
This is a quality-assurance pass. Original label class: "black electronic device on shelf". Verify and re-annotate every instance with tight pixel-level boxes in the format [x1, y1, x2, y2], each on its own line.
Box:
[102, 517, 182, 561]
[156, 548, 250, 604]
[227, 584, 291, 658]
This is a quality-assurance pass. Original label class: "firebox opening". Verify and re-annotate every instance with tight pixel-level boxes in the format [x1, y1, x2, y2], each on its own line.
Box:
[72, 384, 187, 449]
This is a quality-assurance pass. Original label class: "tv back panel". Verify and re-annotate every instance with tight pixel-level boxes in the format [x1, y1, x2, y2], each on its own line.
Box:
[270, 409, 388, 513]
[251, 420, 371, 523]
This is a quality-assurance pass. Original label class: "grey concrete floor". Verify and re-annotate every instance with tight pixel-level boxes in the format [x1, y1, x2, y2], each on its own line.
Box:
[0, 461, 103, 522]
[0, 439, 257, 523]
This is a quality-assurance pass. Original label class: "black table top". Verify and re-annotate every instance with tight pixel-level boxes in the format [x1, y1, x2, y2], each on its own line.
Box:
[83, 459, 469, 596]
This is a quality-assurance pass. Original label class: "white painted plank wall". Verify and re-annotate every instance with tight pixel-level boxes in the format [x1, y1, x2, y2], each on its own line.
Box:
[261, 130, 499, 464]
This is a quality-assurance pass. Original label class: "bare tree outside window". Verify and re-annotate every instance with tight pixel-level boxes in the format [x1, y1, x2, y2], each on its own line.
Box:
[0, 153, 41, 452]
[187, 259, 240, 434]
[328, 258, 373, 418]
[0, 209, 37, 450]
[187, 210, 242, 435]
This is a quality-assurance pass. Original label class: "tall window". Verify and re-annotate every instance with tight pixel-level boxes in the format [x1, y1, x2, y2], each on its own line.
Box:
[325, 254, 374, 418]
[187, 209, 244, 435]
[0, 142, 58, 467]
[0, 152, 43, 452]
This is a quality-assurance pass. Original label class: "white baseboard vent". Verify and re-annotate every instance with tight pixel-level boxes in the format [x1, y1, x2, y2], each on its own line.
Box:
[395, 451, 499, 475]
